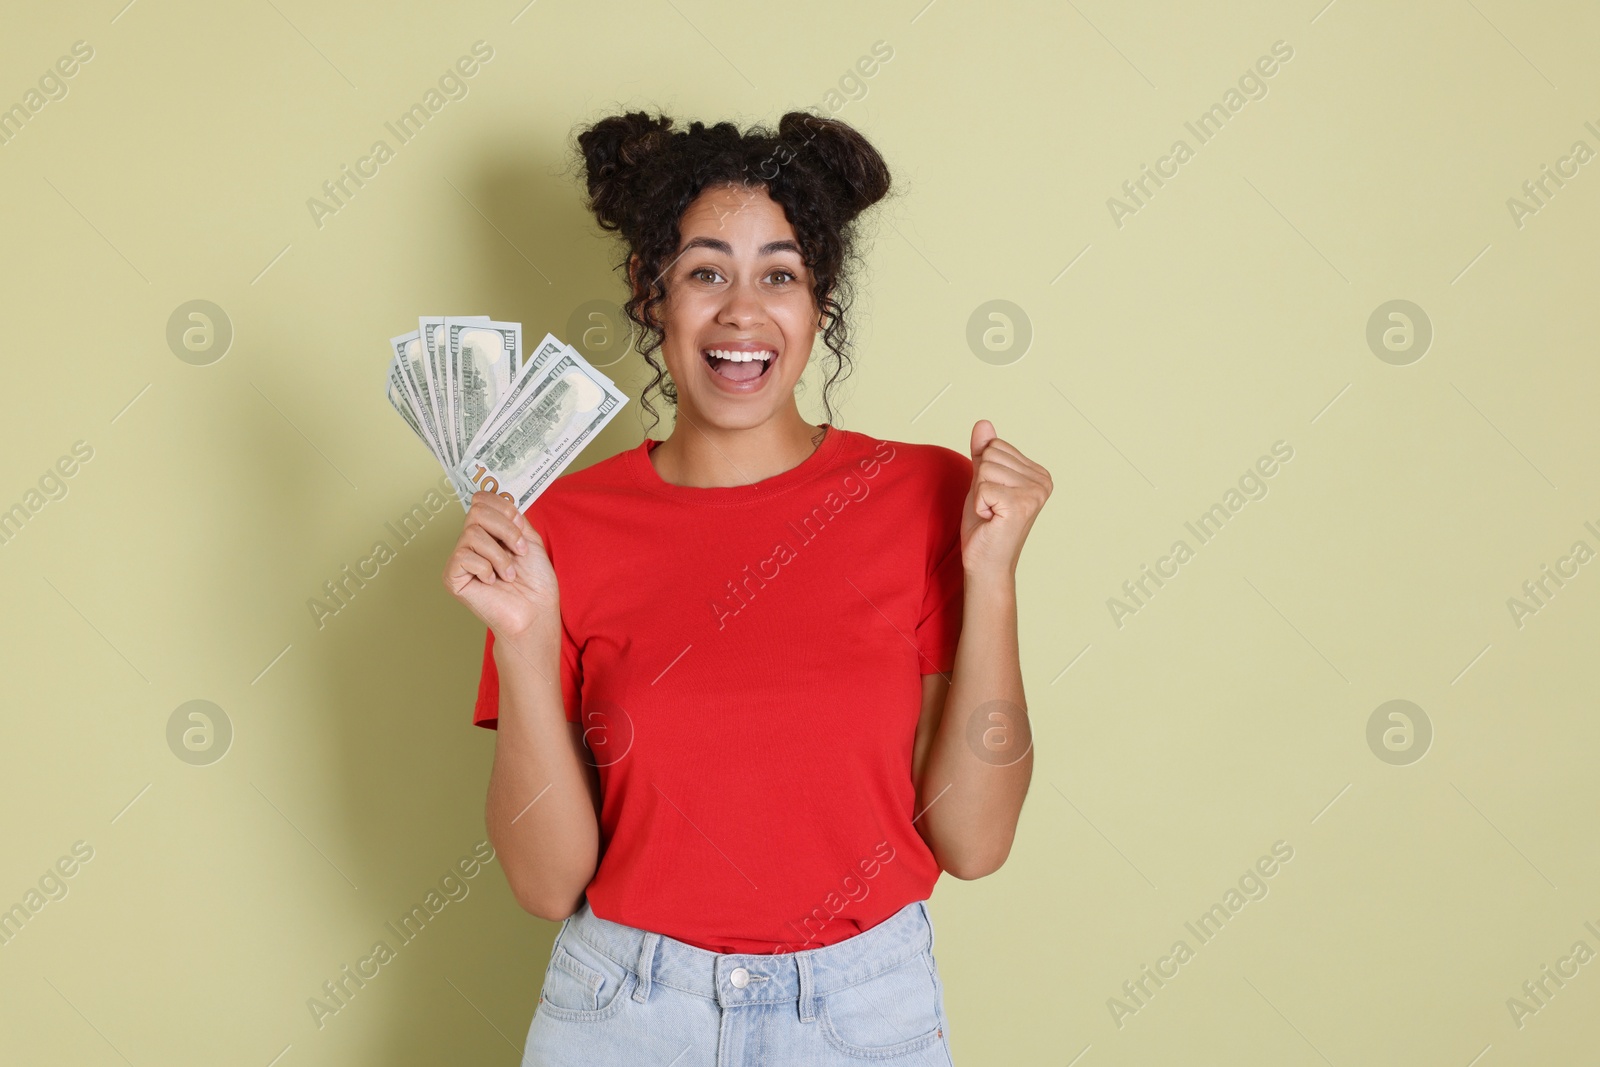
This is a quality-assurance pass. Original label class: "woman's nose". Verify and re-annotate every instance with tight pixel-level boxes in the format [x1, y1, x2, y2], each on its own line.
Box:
[718, 279, 767, 326]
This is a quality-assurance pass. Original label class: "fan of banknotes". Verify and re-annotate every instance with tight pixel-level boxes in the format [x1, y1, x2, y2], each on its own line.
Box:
[384, 316, 628, 512]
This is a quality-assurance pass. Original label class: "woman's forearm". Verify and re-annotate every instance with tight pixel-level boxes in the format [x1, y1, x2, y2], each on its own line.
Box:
[917, 569, 1033, 878]
[486, 629, 602, 920]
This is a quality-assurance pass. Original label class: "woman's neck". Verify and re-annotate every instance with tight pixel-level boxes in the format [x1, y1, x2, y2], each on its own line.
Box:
[648, 410, 828, 488]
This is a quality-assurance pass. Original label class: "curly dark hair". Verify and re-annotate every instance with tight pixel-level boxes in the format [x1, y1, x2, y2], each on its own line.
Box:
[570, 110, 893, 435]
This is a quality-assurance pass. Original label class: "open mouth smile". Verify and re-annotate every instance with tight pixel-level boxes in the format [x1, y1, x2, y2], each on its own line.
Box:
[702, 347, 778, 388]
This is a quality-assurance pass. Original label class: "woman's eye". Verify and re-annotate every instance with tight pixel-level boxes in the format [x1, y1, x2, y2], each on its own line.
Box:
[690, 267, 722, 283]
[768, 270, 796, 284]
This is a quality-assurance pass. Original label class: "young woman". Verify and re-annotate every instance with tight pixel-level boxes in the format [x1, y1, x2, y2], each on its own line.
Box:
[443, 110, 1051, 1066]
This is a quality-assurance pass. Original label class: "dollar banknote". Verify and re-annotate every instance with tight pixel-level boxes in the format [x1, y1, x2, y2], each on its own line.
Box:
[460, 331, 565, 459]
[419, 315, 489, 465]
[386, 360, 431, 453]
[454, 351, 628, 511]
[446, 319, 521, 463]
[387, 330, 447, 464]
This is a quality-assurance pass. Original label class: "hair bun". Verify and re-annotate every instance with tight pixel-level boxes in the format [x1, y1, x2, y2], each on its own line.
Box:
[777, 112, 891, 219]
[576, 111, 675, 232]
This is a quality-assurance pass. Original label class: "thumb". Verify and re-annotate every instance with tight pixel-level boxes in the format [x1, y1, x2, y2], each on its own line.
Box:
[970, 419, 996, 465]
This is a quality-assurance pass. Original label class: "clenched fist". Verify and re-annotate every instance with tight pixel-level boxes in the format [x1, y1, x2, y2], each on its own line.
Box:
[960, 419, 1053, 580]
[443, 492, 560, 641]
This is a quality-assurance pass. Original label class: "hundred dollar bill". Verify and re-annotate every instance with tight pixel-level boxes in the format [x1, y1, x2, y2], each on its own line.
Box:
[454, 353, 628, 510]
[420, 315, 490, 465]
[461, 331, 567, 459]
[387, 330, 447, 463]
[419, 316, 451, 463]
[446, 318, 520, 464]
[385, 357, 433, 455]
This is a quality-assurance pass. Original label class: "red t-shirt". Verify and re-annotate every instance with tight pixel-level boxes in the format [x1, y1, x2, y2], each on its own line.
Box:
[472, 425, 970, 954]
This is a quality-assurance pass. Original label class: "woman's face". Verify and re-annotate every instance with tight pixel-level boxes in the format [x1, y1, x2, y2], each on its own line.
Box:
[638, 182, 821, 432]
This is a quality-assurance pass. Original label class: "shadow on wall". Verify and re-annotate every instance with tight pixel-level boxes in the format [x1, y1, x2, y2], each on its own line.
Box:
[305, 143, 645, 1065]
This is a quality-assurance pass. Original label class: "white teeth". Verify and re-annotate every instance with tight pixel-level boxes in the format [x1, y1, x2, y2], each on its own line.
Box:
[704, 349, 775, 362]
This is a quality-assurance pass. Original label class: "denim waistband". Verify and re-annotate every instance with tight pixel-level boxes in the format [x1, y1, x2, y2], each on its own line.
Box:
[557, 898, 935, 1017]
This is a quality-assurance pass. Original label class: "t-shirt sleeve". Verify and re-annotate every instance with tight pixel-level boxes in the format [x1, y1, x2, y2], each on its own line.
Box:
[470, 501, 583, 729]
[915, 447, 971, 675]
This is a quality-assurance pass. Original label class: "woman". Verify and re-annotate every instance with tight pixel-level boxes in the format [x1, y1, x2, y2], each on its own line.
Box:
[442, 110, 1052, 1065]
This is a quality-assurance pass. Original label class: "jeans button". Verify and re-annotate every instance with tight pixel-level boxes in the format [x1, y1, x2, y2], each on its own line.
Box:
[730, 966, 750, 989]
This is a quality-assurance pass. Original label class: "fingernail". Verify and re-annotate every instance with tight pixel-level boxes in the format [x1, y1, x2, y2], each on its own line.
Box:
[516, 538, 527, 553]
[506, 566, 516, 580]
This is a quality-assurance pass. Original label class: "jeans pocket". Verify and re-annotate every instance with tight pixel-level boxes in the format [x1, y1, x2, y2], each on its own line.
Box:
[537, 931, 634, 1022]
[819, 951, 944, 1059]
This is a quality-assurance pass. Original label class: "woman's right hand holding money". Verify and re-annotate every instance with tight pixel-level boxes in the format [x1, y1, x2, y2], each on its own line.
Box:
[443, 492, 560, 644]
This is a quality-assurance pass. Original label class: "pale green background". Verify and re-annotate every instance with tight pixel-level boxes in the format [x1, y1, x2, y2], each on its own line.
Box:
[2, 0, 1597, 1063]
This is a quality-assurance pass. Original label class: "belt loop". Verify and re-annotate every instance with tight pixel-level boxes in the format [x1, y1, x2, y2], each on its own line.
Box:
[796, 952, 816, 1022]
[920, 900, 935, 952]
[632, 932, 660, 1002]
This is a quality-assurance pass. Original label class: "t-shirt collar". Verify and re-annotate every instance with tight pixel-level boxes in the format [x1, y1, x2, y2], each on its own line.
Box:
[626, 424, 849, 505]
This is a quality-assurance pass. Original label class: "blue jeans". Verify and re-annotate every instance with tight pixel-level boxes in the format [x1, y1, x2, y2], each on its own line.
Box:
[522, 897, 957, 1066]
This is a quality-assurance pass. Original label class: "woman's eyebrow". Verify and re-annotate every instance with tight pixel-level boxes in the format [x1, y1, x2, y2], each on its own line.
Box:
[679, 236, 802, 256]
